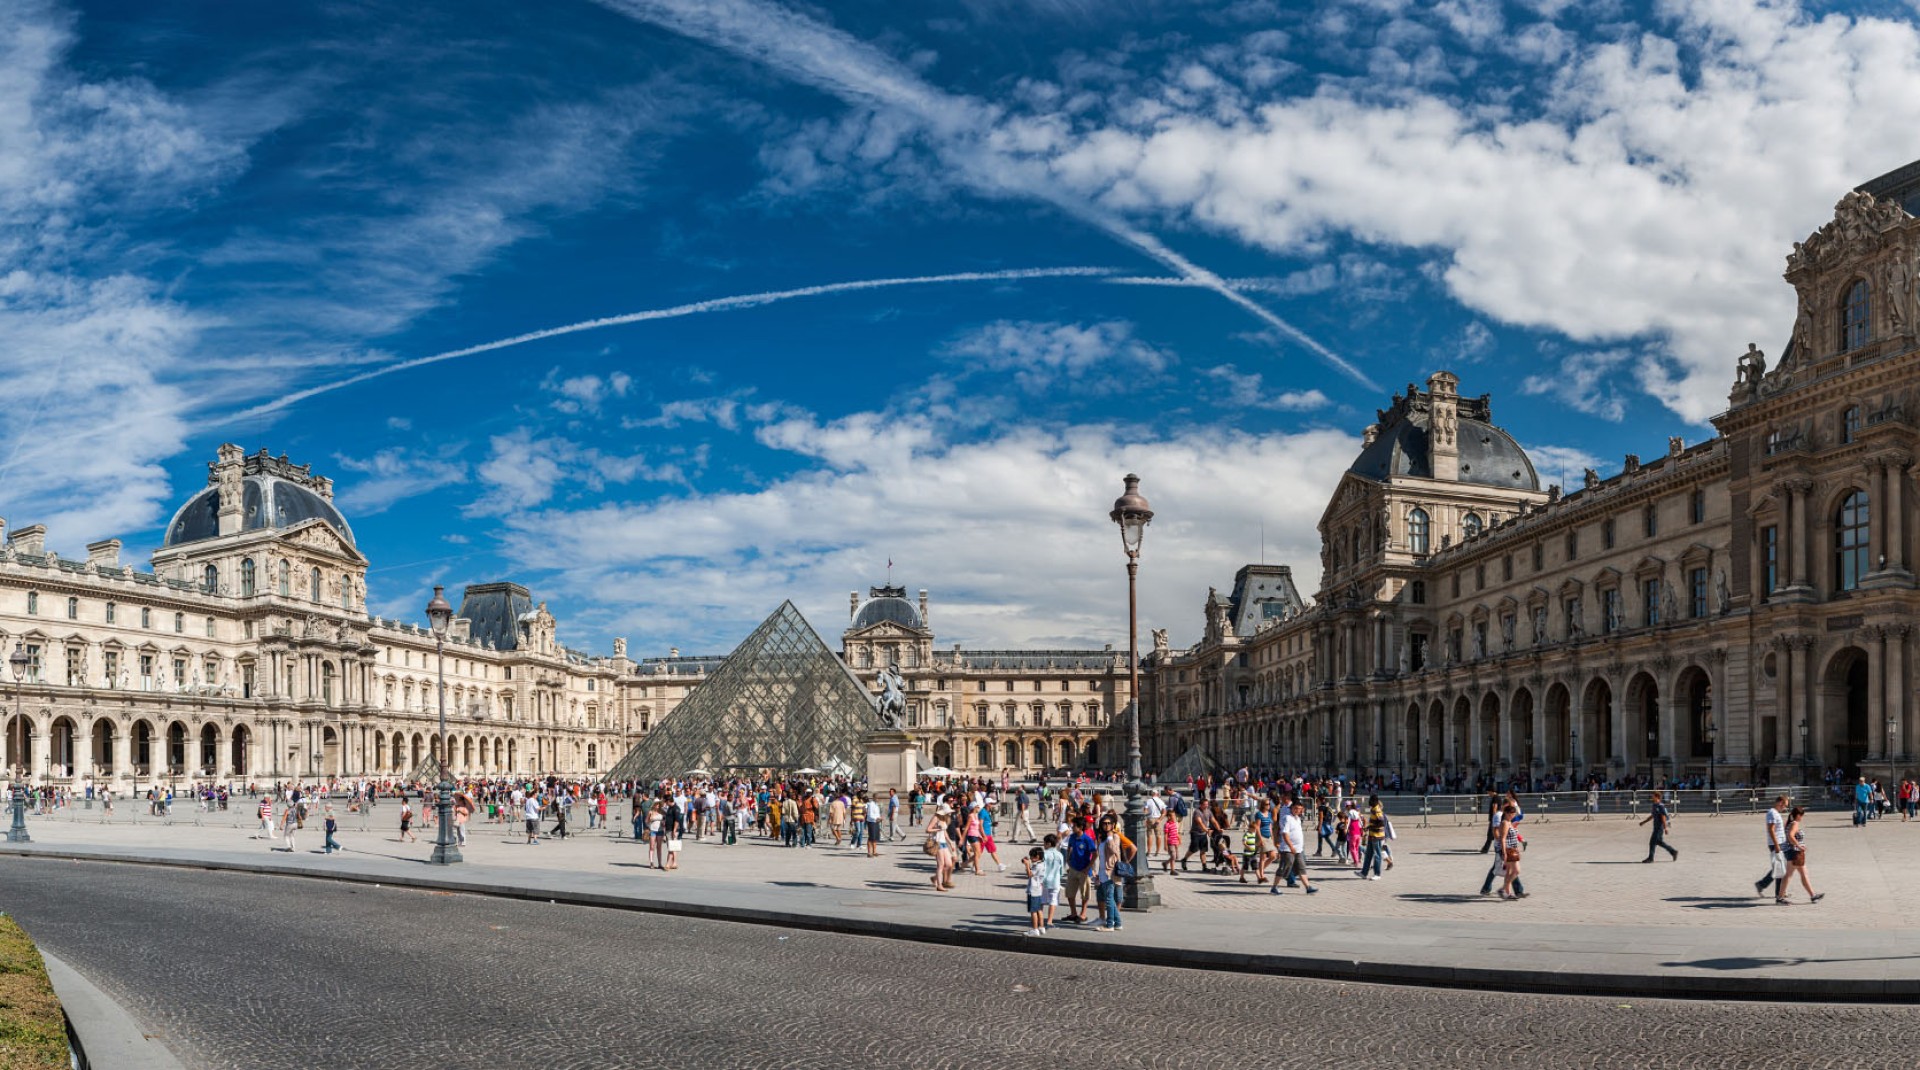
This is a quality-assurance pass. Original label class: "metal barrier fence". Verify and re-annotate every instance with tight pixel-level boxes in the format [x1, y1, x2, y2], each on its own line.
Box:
[1369, 785, 1838, 827]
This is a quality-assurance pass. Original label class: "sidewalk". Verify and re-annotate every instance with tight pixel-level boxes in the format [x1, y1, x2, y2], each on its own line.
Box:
[5, 805, 1918, 1000]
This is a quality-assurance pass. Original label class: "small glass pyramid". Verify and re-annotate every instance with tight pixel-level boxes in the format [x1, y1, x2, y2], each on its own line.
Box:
[604, 601, 880, 783]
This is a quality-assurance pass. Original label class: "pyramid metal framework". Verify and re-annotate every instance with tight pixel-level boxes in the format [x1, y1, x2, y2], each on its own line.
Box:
[604, 600, 880, 783]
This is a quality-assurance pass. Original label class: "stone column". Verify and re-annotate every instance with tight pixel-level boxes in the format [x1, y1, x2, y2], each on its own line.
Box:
[1869, 625, 1888, 758]
[1890, 626, 1911, 761]
[1788, 482, 1809, 588]
[1871, 461, 1890, 570]
[1788, 638, 1811, 762]
[1890, 454, 1910, 573]
[113, 723, 132, 786]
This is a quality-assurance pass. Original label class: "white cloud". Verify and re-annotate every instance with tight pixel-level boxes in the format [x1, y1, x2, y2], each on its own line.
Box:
[543, 368, 634, 415]
[464, 429, 684, 517]
[334, 447, 468, 516]
[1204, 364, 1330, 412]
[1520, 347, 1636, 422]
[491, 398, 1360, 651]
[945, 319, 1171, 393]
[1525, 444, 1607, 494]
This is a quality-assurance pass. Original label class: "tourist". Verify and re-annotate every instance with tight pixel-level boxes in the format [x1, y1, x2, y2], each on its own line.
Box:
[1063, 818, 1096, 921]
[1181, 799, 1214, 873]
[927, 803, 956, 891]
[1039, 833, 1065, 926]
[978, 799, 1005, 872]
[1481, 790, 1503, 852]
[828, 791, 848, 846]
[1584, 782, 1600, 821]
[1497, 802, 1525, 899]
[1161, 803, 1180, 875]
[860, 793, 880, 857]
[1358, 796, 1387, 880]
[323, 807, 340, 854]
[1854, 777, 1873, 827]
[1271, 801, 1317, 895]
[1093, 815, 1124, 932]
[282, 802, 299, 853]
[257, 796, 274, 840]
[1012, 786, 1038, 843]
[1143, 788, 1165, 858]
[1756, 794, 1789, 898]
[1640, 790, 1679, 862]
[1480, 796, 1526, 898]
[780, 792, 799, 847]
[399, 798, 417, 843]
[1778, 806, 1823, 904]
[1901, 779, 1917, 822]
[523, 791, 542, 845]
[799, 790, 818, 848]
[887, 788, 903, 842]
[1021, 847, 1048, 936]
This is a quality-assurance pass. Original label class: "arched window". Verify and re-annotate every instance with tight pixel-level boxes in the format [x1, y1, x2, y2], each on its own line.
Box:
[140, 607, 150, 629]
[202, 564, 217, 592]
[1835, 489, 1871, 591]
[105, 602, 116, 624]
[975, 740, 991, 768]
[309, 567, 322, 602]
[1842, 279, 1871, 351]
[240, 559, 255, 597]
[340, 574, 351, 610]
[1408, 508, 1431, 555]
[1462, 512, 1482, 539]
[277, 560, 290, 596]
[65, 597, 77, 620]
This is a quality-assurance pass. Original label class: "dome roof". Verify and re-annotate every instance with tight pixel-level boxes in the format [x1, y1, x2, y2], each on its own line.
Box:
[1348, 391, 1539, 492]
[162, 475, 357, 549]
[852, 595, 923, 632]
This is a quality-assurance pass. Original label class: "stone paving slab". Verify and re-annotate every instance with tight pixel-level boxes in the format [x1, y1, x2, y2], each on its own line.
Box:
[5, 804, 1920, 999]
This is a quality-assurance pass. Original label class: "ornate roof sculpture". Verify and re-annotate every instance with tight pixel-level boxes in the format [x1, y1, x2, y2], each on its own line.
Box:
[1347, 377, 1538, 491]
[603, 600, 880, 783]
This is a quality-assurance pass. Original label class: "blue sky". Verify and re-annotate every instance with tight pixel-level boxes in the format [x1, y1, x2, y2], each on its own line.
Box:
[4, 0, 1920, 656]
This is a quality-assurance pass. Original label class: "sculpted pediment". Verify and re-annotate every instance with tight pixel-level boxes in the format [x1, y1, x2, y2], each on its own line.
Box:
[279, 519, 362, 563]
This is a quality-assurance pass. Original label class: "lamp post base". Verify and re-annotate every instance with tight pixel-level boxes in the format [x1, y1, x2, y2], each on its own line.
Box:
[8, 786, 30, 843]
[429, 782, 462, 865]
[1119, 776, 1159, 911]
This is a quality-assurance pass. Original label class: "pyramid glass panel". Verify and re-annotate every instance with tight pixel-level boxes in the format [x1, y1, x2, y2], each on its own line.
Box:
[604, 601, 880, 783]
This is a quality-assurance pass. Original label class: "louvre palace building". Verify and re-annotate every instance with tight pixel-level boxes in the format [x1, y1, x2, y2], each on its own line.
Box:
[1141, 163, 1920, 788]
[0, 444, 722, 788]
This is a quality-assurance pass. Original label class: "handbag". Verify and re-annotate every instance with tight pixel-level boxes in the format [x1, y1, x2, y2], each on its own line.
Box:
[1503, 847, 1521, 863]
[923, 837, 939, 857]
[1114, 860, 1136, 880]
[668, 838, 683, 852]
[1770, 851, 1788, 879]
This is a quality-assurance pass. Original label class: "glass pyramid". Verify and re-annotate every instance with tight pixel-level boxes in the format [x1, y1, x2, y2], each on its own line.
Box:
[604, 600, 880, 783]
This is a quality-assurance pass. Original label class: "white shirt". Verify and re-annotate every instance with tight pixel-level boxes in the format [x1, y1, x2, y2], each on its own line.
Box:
[1279, 812, 1306, 853]
[864, 800, 880, 822]
[1765, 807, 1786, 848]
[1144, 795, 1165, 821]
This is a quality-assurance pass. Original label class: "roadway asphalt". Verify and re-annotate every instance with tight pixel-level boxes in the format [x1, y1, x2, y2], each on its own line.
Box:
[0, 857, 1914, 1069]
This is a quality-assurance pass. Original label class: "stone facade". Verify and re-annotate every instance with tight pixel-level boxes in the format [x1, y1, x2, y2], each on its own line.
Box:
[0, 445, 696, 789]
[841, 586, 1127, 773]
[1143, 172, 1920, 788]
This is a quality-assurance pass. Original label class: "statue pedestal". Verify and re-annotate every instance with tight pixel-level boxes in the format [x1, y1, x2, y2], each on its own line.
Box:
[865, 731, 918, 796]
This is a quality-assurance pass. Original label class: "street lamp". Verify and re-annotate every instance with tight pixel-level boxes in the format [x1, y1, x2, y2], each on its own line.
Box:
[1109, 473, 1157, 910]
[1798, 718, 1809, 787]
[1889, 715, 1900, 765]
[425, 586, 461, 865]
[1570, 727, 1581, 786]
[8, 642, 30, 843]
[1321, 735, 1332, 778]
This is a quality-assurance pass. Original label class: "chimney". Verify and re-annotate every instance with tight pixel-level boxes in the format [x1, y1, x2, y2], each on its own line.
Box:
[1425, 371, 1460, 481]
[669, 646, 679, 659]
[850, 591, 860, 621]
[85, 539, 121, 569]
[10, 524, 46, 556]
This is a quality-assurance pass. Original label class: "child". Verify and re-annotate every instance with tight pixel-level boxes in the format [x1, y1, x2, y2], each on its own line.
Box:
[323, 808, 340, 854]
[400, 799, 417, 843]
[1040, 834, 1065, 928]
[1162, 810, 1180, 875]
[1022, 846, 1047, 936]
[1240, 822, 1260, 884]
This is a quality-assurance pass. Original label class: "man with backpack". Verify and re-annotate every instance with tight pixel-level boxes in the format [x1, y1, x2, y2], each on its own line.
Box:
[1062, 819, 1097, 924]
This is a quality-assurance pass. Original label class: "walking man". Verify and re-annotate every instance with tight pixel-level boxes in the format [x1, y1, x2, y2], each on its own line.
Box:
[1640, 790, 1679, 861]
[1756, 794, 1789, 897]
[1012, 787, 1038, 843]
[1270, 801, 1317, 895]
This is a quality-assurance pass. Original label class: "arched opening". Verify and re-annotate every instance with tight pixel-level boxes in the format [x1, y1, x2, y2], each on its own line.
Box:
[132, 720, 154, 776]
[4, 715, 33, 774]
[1580, 679, 1613, 775]
[1509, 688, 1534, 777]
[1083, 740, 1098, 767]
[322, 727, 340, 777]
[975, 740, 991, 768]
[373, 732, 386, 771]
[202, 564, 218, 593]
[1032, 740, 1047, 767]
[90, 719, 115, 775]
[1625, 673, 1660, 771]
[230, 724, 251, 776]
[1003, 740, 1019, 767]
[1823, 647, 1871, 776]
[1678, 667, 1714, 761]
[1543, 682, 1573, 774]
[199, 723, 220, 776]
[931, 740, 952, 768]
[166, 721, 188, 776]
[309, 567, 323, 602]
[48, 716, 75, 778]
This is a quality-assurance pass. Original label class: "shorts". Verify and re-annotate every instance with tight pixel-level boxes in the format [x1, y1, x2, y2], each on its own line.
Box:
[982, 835, 997, 853]
[399, 818, 411, 831]
[1026, 894, 1046, 914]
[526, 818, 538, 834]
[1062, 868, 1092, 900]
[1042, 887, 1060, 906]
[1282, 853, 1306, 879]
[865, 820, 880, 840]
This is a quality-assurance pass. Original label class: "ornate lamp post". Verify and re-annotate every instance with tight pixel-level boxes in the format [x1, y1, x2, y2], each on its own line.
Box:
[9, 642, 30, 842]
[1109, 473, 1158, 910]
[1798, 718, 1809, 787]
[1705, 719, 1718, 793]
[426, 586, 462, 865]
[1570, 727, 1581, 787]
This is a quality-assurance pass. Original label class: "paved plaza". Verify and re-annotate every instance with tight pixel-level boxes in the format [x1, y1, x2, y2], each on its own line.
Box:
[6, 796, 1920, 1000]
[3, 860, 1918, 1070]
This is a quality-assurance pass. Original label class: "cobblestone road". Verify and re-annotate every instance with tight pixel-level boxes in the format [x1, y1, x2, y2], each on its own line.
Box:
[1, 858, 1916, 1069]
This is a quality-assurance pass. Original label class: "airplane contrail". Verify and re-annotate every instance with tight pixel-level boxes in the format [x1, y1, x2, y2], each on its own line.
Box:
[589, 0, 1376, 391]
[224, 266, 1121, 422]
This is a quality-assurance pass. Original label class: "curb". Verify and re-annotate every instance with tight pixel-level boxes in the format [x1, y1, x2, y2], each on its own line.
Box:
[6, 846, 1913, 1004]
[39, 947, 187, 1070]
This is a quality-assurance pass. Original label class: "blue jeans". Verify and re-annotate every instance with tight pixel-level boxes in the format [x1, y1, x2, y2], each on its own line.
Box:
[850, 821, 865, 847]
[1360, 838, 1383, 877]
[1856, 802, 1871, 825]
[323, 830, 339, 853]
[781, 820, 796, 846]
[1098, 879, 1122, 928]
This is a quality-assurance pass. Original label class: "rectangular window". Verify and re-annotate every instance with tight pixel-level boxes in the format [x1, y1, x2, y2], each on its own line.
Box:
[1566, 531, 1579, 561]
[1409, 580, 1427, 605]
[1448, 629, 1462, 662]
[141, 608, 150, 629]
[1532, 543, 1544, 571]
[1644, 578, 1661, 626]
[1690, 490, 1706, 524]
[1762, 525, 1779, 600]
[205, 617, 216, 638]
[66, 598, 77, 620]
[22, 644, 40, 683]
[173, 658, 186, 687]
[1690, 567, 1709, 618]
[1602, 589, 1621, 634]
[243, 663, 255, 699]
[66, 647, 82, 686]
[103, 651, 118, 687]
[1844, 406, 1861, 444]
[139, 654, 153, 685]
[244, 620, 254, 639]
[105, 603, 115, 624]
[174, 612, 183, 633]
[1603, 519, 1616, 549]
[1643, 506, 1658, 539]
[1409, 633, 1428, 671]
